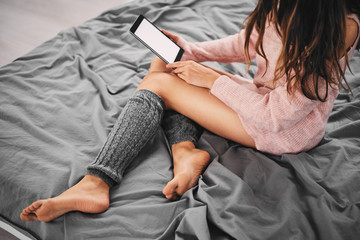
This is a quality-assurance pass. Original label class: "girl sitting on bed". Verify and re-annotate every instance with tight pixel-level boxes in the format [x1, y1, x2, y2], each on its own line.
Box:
[21, 0, 360, 222]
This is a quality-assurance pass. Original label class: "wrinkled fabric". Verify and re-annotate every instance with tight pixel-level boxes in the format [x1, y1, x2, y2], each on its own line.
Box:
[0, 0, 359, 239]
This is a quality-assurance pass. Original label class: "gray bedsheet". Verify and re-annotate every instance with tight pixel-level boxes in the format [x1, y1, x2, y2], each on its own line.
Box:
[1, 0, 360, 239]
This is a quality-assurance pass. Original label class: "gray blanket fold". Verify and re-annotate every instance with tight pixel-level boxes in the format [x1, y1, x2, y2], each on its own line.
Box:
[1, 0, 359, 239]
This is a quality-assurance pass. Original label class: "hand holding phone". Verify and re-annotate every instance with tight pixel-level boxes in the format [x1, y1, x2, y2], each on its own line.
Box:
[130, 15, 184, 64]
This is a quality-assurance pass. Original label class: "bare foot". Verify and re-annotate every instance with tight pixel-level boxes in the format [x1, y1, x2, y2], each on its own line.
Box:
[20, 175, 110, 222]
[162, 141, 210, 200]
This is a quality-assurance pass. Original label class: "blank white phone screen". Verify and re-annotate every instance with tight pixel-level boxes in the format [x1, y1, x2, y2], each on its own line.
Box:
[134, 19, 180, 63]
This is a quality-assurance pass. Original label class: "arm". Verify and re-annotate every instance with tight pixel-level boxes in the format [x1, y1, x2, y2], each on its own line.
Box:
[166, 60, 320, 133]
[203, 64, 235, 79]
[163, 29, 258, 63]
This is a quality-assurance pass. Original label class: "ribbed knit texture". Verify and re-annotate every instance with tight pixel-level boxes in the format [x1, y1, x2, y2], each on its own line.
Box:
[161, 110, 203, 146]
[87, 90, 204, 187]
[87, 89, 165, 187]
[176, 14, 360, 155]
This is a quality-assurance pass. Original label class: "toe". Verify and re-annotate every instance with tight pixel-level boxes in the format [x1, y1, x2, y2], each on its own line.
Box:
[162, 178, 178, 197]
[29, 206, 36, 212]
[32, 200, 44, 209]
[165, 193, 176, 200]
[20, 212, 37, 221]
[26, 200, 44, 213]
[20, 200, 44, 220]
[23, 207, 33, 215]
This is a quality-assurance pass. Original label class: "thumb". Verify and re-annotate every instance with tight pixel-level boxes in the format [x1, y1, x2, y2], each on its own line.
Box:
[162, 29, 179, 42]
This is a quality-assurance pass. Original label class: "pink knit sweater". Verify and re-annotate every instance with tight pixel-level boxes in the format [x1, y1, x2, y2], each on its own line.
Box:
[177, 14, 360, 155]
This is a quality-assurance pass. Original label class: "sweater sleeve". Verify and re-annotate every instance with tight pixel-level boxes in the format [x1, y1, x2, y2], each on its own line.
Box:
[210, 75, 320, 133]
[176, 29, 258, 63]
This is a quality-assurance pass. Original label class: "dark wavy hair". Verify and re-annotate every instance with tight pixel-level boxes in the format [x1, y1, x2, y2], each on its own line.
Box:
[244, 0, 360, 102]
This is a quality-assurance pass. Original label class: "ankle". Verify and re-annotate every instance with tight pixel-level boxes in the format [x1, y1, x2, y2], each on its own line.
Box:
[83, 175, 110, 190]
[172, 141, 195, 154]
[172, 141, 195, 150]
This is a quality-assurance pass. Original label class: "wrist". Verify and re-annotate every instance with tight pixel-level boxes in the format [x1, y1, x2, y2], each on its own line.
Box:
[208, 73, 221, 89]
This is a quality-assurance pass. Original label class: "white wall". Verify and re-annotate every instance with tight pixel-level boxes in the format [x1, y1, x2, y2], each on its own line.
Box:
[0, 0, 133, 66]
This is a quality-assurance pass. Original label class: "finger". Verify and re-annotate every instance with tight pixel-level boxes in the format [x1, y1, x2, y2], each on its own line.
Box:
[166, 62, 184, 69]
[161, 29, 170, 36]
[162, 29, 173, 40]
[161, 29, 178, 41]
[176, 73, 187, 81]
[172, 66, 184, 74]
[167, 61, 184, 67]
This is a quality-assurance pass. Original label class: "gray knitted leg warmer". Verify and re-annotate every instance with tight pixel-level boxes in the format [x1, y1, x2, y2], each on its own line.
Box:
[87, 89, 165, 187]
[161, 110, 203, 146]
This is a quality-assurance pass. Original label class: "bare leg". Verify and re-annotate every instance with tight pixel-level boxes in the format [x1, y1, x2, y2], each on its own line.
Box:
[141, 58, 255, 199]
[20, 58, 172, 222]
[20, 175, 109, 222]
[21, 83, 165, 222]
[19, 58, 251, 222]
[148, 57, 211, 200]
[138, 71, 255, 147]
[149, 56, 170, 73]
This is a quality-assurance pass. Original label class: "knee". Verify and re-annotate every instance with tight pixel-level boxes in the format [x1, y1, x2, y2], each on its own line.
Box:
[149, 57, 168, 73]
[137, 72, 174, 98]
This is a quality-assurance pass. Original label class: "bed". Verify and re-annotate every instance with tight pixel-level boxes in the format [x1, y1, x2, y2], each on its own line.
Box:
[1, 0, 359, 239]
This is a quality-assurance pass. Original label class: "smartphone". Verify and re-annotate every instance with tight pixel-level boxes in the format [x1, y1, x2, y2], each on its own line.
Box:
[130, 15, 184, 64]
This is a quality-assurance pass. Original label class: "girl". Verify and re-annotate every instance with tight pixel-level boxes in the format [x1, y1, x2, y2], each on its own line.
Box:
[21, 0, 360, 222]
